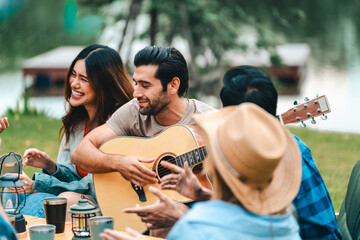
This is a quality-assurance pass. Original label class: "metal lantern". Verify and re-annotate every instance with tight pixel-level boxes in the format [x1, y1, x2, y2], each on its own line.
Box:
[67, 198, 100, 239]
[0, 152, 26, 233]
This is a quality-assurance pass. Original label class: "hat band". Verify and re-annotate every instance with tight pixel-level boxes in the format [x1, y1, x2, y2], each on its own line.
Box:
[215, 129, 241, 179]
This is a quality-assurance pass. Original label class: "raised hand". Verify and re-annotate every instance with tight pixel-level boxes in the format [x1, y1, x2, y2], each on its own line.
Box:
[0, 117, 9, 134]
[23, 148, 57, 173]
[123, 186, 188, 229]
[160, 161, 212, 201]
[117, 155, 157, 186]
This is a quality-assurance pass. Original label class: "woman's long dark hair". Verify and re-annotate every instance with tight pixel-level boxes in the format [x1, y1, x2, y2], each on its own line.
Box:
[60, 44, 134, 144]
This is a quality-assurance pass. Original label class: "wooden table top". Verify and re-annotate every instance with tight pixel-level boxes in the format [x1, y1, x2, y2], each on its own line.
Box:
[19, 215, 164, 240]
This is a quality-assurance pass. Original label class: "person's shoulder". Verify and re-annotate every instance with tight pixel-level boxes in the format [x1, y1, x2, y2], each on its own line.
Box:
[291, 134, 310, 150]
[188, 98, 216, 113]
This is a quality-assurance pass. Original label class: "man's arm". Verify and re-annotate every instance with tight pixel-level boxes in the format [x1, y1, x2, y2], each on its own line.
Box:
[71, 124, 157, 186]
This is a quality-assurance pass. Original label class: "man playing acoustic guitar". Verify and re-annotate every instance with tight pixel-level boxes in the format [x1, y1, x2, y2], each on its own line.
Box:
[71, 46, 215, 235]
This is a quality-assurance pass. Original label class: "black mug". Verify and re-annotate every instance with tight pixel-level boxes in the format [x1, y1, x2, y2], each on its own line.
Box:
[43, 197, 67, 234]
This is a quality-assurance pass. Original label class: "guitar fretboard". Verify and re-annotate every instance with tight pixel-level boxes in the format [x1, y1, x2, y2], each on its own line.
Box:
[174, 146, 207, 168]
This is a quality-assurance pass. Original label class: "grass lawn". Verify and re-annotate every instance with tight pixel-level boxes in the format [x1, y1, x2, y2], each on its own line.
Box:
[289, 127, 360, 211]
[0, 114, 62, 178]
[0, 114, 359, 212]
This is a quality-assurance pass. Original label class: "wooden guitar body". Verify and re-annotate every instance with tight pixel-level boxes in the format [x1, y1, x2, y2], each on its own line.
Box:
[93, 125, 206, 232]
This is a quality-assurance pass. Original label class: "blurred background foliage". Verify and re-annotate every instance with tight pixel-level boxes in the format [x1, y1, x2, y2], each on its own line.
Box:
[1, 0, 359, 95]
[1, 0, 359, 68]
[0, 0, 99, 72]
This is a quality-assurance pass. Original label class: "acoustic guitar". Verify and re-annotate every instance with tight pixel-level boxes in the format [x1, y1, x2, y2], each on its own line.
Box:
[94, 125, 207, 232]
[93, 94, 331, 232]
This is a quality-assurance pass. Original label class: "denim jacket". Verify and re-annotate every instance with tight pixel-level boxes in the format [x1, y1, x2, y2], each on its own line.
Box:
[32, 123, 96, 201]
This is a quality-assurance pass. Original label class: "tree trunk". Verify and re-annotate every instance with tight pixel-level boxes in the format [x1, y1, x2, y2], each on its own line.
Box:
[177, 2, 202, 97]
[117, 0, 143, 52]
[149, 7, 158, 46]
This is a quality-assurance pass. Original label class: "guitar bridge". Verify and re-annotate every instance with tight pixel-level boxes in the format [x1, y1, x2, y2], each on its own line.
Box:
[131, 183, 147, 202]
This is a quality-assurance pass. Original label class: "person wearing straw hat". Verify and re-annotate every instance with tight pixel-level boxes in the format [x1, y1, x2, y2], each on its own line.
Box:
[100, 103, 302, 240]
[159, 65, 341, 239]
[219, 66, 341, 240]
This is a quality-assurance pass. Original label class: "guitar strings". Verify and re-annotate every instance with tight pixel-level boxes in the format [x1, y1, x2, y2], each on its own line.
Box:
[156, 147, 207, 176]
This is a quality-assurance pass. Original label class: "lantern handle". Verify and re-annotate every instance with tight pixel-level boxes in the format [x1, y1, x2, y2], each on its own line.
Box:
[0, 152, 11, 175]
[81, 195, 99, 209]
[0, 152, 22, 179]
[13, 152, 22, 176]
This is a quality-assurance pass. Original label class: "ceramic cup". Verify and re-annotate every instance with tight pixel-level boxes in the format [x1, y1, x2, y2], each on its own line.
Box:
[89, 216, 114, 240]
[29, 224, 56, 240]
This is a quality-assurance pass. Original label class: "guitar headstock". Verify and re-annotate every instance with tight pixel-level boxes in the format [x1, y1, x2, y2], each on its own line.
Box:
[278, 95, 331, 127]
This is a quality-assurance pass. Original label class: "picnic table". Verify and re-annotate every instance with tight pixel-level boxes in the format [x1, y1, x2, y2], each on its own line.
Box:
[18, 215, 164, 240]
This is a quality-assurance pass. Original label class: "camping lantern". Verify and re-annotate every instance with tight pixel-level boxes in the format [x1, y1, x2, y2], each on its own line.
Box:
[0, 152, 26, 233]
[68, 198, 100, 239]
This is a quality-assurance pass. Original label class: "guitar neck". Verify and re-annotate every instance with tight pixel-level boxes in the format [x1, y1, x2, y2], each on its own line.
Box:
[175, 145, 207, 168]
[277, 95, 331, 125]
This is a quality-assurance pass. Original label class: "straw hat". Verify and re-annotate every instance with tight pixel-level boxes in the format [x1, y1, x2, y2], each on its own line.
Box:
[193, 103, 302, 215]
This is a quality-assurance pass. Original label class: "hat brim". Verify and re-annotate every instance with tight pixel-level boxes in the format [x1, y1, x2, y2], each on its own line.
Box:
[194, 106, 302, 215]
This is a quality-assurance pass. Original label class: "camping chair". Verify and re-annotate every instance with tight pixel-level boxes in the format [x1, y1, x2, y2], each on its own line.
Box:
[337, 159, 360, 240]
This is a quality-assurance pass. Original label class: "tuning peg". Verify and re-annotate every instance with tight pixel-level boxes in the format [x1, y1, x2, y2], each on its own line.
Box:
[300, 121, 306, 128]
[311, 118, 316, 124]
[321, 114, 328, 120]
[294, 100, 300, 105]
[304, 97, 309, 101]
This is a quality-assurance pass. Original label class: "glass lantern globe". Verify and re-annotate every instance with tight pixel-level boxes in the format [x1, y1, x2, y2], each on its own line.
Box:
[67, 198, 100, 239]
[0, 152, 26, 233]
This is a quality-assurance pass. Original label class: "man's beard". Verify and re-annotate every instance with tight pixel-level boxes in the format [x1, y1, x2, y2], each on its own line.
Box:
[138, 92, 170, 116]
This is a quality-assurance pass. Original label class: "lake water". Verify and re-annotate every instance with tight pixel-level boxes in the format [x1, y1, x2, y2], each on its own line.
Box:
[0, 72, 66, 118]
[0, 64, 359, 134]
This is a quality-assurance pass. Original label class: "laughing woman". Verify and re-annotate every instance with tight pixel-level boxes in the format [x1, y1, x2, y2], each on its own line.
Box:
[17, 44, 134, 218]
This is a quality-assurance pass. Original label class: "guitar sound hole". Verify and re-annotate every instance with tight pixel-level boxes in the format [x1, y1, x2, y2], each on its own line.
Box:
[158, 155, 177, 179]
